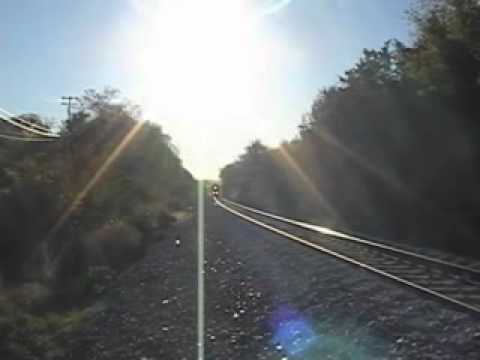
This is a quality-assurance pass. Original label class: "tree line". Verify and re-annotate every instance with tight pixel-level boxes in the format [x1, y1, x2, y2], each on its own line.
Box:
[0, 88, 195, 300]
[220, 0, 480, 258]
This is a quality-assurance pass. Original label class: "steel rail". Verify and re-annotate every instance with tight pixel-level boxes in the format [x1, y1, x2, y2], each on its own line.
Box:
[216, 198, 480, 315]
[223, 198, 480, 276]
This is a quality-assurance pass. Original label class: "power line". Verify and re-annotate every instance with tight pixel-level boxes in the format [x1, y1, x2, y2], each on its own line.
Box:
[0, 132, 56, 142]
[0, 107, 51, 132]
[0, 113, 58, 137]
[0, 111, 59, 138]
[13, 116, 51, 133]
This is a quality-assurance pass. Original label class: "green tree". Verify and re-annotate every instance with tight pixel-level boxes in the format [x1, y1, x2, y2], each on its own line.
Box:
[221, 0, 480, 257]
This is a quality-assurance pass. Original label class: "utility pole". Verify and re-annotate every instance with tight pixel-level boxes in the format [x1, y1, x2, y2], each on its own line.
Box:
[60, 96, 81, 254]
[61, 96, 79, 122]
[60, 95, 79, 154]
[60, 95, 80, 157]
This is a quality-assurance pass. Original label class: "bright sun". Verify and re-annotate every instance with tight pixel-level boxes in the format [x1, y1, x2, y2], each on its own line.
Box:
[132, 0, 274, 123]
[124, 0, 293, 177]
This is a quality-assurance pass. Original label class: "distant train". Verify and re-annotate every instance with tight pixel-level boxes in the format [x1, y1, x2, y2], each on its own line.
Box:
[210, 184, 220, 198]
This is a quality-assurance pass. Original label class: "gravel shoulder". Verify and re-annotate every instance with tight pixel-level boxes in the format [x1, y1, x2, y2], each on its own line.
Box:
[68, 217, 198, 360]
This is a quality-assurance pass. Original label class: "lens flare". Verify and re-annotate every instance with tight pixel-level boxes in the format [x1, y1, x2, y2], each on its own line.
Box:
[270, 305, 317, 356]
[44, 121, 144, 247]
[269, 304, 386, 359]
[277, 144, 340, 220]
[259, 0, 293, 16]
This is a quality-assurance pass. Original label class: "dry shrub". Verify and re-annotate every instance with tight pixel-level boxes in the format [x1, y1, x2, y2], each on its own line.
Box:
[84, 222, 144, 270]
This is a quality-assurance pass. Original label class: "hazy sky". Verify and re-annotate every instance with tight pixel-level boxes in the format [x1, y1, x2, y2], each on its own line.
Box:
[1, 0, 412, 179]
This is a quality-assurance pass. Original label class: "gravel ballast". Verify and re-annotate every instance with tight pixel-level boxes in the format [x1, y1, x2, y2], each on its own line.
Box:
[69, 201, 480, 359]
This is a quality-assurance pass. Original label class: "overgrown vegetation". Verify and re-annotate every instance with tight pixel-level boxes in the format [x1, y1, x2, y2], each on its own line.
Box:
[221, 0, 480, 258]
[0, 289, 85, 360]
[0, 88, 195, 358]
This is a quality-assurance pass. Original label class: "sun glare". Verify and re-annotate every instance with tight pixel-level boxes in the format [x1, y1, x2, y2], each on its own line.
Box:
[124, 0, 294, 176]
[133, 0, 273, 122]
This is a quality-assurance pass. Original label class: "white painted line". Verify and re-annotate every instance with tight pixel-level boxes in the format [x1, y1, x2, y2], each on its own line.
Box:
[197, 180, 205, 360]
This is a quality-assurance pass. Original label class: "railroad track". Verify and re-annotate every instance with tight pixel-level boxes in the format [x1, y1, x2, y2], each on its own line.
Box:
[217, 198, 480, 316]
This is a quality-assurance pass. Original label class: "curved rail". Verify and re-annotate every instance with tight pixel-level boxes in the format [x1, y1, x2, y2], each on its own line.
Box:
[223, 198, 480, 276]
[216, 198, 480, 315]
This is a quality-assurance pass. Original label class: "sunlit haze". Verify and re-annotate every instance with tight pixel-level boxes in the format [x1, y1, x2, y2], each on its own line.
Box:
[1, 0, 411, 178]
[129, 0, 289, 178]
